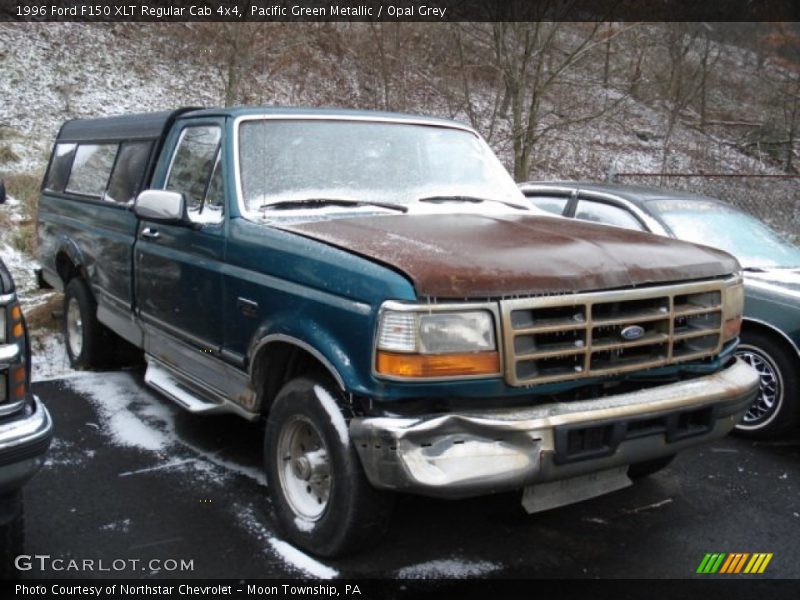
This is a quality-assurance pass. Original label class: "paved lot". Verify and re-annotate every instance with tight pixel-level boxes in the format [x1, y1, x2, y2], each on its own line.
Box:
[19, 371, 800, 579]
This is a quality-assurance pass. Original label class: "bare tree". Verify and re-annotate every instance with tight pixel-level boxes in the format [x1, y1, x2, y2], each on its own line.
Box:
[655, 23, 703, 176]
[488, 21, 629, 179]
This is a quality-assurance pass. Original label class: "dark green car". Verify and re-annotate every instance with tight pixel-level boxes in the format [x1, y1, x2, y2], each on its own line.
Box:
[521, 182, 800, 439]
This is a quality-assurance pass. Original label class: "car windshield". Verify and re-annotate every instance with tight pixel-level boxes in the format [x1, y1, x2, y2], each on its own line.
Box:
[650, 199, 800, 269]
[237, 119, 526, 216]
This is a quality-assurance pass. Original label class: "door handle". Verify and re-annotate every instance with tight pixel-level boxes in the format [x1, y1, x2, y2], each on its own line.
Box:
[141, 227, 160, 240]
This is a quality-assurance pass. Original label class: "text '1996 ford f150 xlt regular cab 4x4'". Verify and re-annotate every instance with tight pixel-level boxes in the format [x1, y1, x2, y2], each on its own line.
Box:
[37, 107, 759, 556]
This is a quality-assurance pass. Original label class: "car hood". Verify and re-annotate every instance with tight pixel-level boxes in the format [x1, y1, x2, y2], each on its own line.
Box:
[745, 269, 800, 297]
[278, 214, 738, 298]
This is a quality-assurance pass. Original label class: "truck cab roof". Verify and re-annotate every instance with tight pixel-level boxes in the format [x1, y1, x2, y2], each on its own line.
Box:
[55, 106, 473, 144]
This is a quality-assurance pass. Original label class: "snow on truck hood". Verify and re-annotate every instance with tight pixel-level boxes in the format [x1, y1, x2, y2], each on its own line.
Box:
[276, 213, 739, 297]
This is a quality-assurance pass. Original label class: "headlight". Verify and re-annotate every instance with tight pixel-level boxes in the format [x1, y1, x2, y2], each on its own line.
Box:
[375, 307, 500, 379]
[721, 277, 744, 342]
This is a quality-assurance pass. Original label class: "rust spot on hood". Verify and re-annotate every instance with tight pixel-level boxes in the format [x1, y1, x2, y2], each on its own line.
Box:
[278, 214, 739, 298]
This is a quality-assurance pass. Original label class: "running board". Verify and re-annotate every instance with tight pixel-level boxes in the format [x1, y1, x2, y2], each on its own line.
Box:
[144, 358, 229, 415]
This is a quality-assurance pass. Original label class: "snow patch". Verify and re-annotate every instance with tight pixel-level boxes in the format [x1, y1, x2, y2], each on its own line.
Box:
[396, 558, 501, 579]
[294, 517, 316, 533]
[267, 538, 338, 579]
[67, 372, 172, 452]
[313, 385, 348, 447]
[237, 504, 338, 579]
[100, 518, 131, 533]
[30, 332, 74, 382]
[43, 438, 91, 468]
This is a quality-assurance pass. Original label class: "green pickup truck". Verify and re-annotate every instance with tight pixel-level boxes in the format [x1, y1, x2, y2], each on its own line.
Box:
[37, 107, 758, 556]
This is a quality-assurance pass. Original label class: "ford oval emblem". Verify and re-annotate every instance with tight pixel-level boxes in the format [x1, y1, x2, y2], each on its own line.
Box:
[620, 325, 645, 341]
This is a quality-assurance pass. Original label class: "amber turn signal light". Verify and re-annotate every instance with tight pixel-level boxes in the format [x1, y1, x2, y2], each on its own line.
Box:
[376, 350, 500, 378]
[723, 315, 742, 342]
[9, 304, 25, 340]
[10, 365, 26, 401]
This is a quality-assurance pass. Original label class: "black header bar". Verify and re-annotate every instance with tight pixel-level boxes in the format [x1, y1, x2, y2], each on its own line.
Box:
[2, 0, 799, 22]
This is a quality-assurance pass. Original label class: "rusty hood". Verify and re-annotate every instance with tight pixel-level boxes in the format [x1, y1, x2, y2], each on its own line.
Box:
[277, 213, 738, 298]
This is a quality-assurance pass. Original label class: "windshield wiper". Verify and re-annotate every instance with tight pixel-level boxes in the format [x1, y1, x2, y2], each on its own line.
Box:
[417, 195, 529, 211]
[260, 198, 407, 213]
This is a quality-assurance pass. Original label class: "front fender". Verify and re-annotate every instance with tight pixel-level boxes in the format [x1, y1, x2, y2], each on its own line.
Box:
[247, 307, 374, 395]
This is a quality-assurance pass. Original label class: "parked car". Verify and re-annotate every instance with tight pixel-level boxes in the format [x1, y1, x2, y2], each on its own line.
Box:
[519, 181, 800, 439]
[0, 187, 54, 576]
[37, 108, 758, 556]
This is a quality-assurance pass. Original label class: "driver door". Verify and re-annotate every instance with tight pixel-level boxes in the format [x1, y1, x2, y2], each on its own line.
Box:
[135, 121, 227, 372]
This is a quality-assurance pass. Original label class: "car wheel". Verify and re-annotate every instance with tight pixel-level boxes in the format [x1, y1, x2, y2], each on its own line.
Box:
[0, 492, 24, 579]
[63, 278, 107, 369]
[735, 330, 799, 439]
[264, 375, 393, 557]
[628, 454, 675, 479]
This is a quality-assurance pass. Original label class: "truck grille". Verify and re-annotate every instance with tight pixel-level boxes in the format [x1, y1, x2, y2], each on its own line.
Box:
[500, 280, 725, 386]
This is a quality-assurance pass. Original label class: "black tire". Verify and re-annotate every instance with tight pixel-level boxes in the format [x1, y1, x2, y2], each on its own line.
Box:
[628, 454, 675, 480]
[0, 492, 24, 579]
[734, 329, 800, 439]
[63, 278, 106, 369]
[264, 376, 393, 557]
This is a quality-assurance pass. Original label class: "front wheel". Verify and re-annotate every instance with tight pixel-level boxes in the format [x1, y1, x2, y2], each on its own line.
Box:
[734, 330, 799, 439]
[264, 376, 393, 557]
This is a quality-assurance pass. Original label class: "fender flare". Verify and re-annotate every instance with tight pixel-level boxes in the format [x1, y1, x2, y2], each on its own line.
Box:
[54, 236, 87, 281]
[248, 333, 347, 392]
[741, 317, 800, 362]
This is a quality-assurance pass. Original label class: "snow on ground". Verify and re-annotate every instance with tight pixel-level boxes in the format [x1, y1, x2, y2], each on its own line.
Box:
[68, 372, 174, 452]
[50, 371, 337, 575]
[30, 332, 73, 382]
[0, 239, 45, 311]
[395, 558, 501, 579]
[237, 504, 339, 579]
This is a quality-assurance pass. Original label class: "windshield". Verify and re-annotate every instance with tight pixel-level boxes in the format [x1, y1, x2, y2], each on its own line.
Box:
[651, 199, 800, 269]
[237, 119, 525, 215]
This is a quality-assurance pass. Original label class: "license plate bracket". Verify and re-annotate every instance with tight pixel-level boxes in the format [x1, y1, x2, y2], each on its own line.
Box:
[521, 466, 632, 514]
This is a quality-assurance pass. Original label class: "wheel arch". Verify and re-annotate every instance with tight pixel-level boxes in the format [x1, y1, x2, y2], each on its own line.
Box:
[741, 317, 800, 363]
[250, 334, 347, 418]
[54, 239, 87, 284]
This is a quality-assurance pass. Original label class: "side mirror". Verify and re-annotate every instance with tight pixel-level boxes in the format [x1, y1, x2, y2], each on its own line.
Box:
[134, 190, 186, 224]
[0, 179, 6, 205]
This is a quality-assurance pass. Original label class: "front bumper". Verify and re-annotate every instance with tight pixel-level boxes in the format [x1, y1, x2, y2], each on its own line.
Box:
[350, 357, 759, 499]
[0, 396, 53, 494]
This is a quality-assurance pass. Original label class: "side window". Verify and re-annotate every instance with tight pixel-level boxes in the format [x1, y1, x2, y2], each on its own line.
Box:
[200, 153, 225, 222]
[166, 125, 222, 223]
[65, 144, 118, 198]
[44, 143, 77, 192]
[105, 141, 153, 205]
[575, 200, 645, 231]
[527, 195, 569, 216]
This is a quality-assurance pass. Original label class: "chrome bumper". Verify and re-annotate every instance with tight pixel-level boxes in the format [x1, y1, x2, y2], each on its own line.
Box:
[351, 358, 759, 499]
[0, 396, 53, 493]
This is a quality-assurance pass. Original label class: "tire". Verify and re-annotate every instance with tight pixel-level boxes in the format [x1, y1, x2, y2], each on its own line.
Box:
[264, 376, 393, 557]
[63, 277, 106, 369]
[0, 492, 24, 579]
[734, 329, 799, 439]
[628, 454, 675, 480]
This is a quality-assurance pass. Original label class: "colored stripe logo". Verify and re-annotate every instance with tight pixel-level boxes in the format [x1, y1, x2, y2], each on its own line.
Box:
[696, 553, 773, 574]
